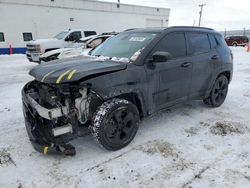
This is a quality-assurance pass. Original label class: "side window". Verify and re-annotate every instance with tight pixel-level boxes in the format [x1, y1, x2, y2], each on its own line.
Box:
[215, 35, 228, 47]
[152, 33, 187, 59]
[84, 31, 97, 37]
[23, 33, 33, 41]
[209, 34, 218, 49]
[67, 31, 82, 41]
[188, 33, 210, 55]
[0, 32, 5, 42]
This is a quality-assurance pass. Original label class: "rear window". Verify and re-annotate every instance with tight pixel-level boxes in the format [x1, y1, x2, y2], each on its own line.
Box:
[188, 33, 210, 55]
[84, 31, 97, 37]
[0, 32, 5, 42]
[23, 33, 33, 41]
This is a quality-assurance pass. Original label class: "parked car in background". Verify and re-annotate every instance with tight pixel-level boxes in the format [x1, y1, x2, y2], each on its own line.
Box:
[39, 33, 117, 62]
[225, 36, 249, 47]
[22, 26, 233, 155]
[26, 29, 97, 62]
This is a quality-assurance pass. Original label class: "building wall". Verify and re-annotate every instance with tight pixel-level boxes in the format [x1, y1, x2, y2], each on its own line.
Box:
[0, 0, 170, 54]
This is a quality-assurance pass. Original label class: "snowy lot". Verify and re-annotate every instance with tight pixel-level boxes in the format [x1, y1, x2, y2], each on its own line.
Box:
[0, 48, 250, 188]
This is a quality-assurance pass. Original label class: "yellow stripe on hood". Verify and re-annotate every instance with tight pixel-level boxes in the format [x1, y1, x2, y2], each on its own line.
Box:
[41, 70, 55, 82]
[56, 70, 71, 84]
[67, 69, 77, 80]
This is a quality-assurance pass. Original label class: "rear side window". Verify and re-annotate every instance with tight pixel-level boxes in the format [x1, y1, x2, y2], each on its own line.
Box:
[215, 35, 228, 47]
[0, 32, 5, 42]
[188, 33, 210, 55]
[153, 33, 187, 59]
[243, 36, 249, 41]
[23, 33, 33, 41]
[209, 34, 218, 49]
[84, 31, 97, 37]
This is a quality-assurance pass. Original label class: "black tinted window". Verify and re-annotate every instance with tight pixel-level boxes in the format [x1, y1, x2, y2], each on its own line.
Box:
[243, 36, 249, 40]
[23, 33, 33, 41]
[209, 34, 217, 49]
[188, 33, 210, 55]
[68, 31, 82, 41]
[0, 32, 5, 42]
[153, 33, 186, 59]
[84, 31, 97, 37]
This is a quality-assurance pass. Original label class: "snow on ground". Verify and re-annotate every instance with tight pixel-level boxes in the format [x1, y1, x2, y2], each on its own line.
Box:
[0, 48, 250, 188]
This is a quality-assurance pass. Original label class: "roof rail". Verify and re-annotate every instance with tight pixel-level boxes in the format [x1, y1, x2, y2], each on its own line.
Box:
[167, 26, 214, 31]
[123, 28, 138, 32]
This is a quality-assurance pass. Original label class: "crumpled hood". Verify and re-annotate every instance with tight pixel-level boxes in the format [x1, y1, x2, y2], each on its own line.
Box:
[29, 56, 127, 84]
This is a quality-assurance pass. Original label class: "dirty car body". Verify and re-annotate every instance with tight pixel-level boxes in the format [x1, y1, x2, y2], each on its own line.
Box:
[22, 27, 233, 155]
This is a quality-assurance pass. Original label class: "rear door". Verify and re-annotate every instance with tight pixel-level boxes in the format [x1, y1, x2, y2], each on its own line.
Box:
[145, 32, 192, 112]
[187, 32, 219, 99]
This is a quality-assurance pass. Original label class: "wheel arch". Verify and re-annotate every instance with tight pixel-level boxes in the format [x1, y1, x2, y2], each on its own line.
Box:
[232, 41, 238, 46]
[217, 70, 231, 83]
[87, 88, 146, 120]
[114, 92, 144, 119]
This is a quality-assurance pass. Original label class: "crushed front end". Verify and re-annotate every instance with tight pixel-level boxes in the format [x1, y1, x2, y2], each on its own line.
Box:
[22, 81, 99, 155]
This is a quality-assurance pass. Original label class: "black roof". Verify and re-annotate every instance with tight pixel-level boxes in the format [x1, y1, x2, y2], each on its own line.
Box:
[124, 26, 217, 34]
[168, 26, 214, 31]
[124, 27, 166, 33]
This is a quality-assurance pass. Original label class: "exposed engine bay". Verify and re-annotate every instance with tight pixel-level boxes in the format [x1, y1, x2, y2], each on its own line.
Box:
[22, 81, 102, 155]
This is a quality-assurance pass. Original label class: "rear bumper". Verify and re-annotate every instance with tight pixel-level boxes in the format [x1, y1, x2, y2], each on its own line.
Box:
[22, 86, 76, 155]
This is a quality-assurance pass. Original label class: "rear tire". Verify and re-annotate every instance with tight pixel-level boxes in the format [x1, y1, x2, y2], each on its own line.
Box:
[91, 98, 139, 151]
[203, 75, 229, 107]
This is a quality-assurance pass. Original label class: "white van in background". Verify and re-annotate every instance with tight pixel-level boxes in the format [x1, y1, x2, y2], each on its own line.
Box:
[26, 29, 96, 62]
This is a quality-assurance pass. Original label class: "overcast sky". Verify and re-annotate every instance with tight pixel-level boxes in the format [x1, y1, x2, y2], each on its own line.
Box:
[100, 0, 250, 31]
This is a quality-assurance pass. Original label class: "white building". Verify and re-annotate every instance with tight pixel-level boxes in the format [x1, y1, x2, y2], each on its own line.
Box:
[0, 0, 170, 54]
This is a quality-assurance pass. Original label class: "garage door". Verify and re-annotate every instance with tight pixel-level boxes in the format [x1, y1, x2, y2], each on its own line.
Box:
[146, 19, 163, 27]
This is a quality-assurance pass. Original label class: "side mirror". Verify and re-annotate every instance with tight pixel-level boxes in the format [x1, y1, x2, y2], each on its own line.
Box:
[152, 51, 172, 63]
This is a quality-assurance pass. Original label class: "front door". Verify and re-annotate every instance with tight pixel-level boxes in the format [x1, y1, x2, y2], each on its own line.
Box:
[145, 32, 192, 112]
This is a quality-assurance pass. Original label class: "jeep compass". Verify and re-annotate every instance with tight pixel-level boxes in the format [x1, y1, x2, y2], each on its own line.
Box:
[22, 26, 233, 155]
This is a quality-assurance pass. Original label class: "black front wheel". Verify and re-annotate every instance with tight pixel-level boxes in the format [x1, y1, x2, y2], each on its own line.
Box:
[91, 98, 139, 151]
[203, 75, 229, 107]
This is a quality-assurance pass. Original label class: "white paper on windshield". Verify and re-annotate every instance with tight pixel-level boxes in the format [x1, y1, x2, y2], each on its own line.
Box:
[129, 37, 146, 42]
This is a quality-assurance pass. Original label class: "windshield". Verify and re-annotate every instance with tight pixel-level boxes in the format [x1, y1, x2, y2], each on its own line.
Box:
[91, 32, 158, 60]
[54, 31, 69, 40]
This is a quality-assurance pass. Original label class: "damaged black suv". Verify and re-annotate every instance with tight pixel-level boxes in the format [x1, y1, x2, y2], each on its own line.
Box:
[22, 26, 233, 155]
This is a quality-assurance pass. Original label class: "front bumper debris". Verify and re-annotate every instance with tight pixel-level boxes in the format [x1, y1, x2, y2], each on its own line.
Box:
[22, 88, 77, 156]
[26, 93, 68, 120]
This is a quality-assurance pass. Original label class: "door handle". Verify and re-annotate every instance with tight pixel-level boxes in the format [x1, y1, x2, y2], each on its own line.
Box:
[211, 55, 219, 60]
[181, 62, 191, 68]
